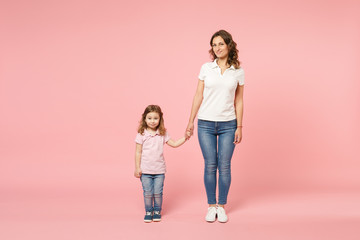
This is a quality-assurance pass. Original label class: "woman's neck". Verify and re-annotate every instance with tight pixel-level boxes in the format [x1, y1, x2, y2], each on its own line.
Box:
[216, 57, 229, 68]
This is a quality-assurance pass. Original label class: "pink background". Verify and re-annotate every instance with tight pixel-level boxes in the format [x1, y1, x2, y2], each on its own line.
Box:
[1, 0, 360, 239]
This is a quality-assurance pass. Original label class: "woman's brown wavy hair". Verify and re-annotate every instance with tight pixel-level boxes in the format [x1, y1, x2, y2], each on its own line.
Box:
[208, 30, 241, 69]
[137, 105, 166, 135]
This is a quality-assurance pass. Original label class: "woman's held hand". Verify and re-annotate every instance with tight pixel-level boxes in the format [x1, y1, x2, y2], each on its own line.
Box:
[185, 122, 194, 140]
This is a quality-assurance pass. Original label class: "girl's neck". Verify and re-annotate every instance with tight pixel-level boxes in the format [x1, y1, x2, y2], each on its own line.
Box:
[147, 127, 157, 134]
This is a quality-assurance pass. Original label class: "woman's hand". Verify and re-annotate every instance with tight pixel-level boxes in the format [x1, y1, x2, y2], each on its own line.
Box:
[134, 168, 142, 178]
[233, 128, 242, 144]
[185, 122, 194, 140]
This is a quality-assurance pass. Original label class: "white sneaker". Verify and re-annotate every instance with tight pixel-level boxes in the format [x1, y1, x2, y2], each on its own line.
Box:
[217, 207, 228, 223]
[205, 207, 217, 222]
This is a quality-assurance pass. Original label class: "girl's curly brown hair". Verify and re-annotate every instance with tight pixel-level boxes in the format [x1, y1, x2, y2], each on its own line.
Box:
[137, 105, 166, 135]
[208, 30, 241, 69]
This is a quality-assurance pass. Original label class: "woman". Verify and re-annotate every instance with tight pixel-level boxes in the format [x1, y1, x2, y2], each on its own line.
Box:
[185, 30, 244, 223]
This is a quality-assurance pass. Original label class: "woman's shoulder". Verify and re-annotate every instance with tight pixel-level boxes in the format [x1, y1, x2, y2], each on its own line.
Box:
[201, 61, 215, 68]
[199, 62, 216, 75]
[234, 66, 244, 74]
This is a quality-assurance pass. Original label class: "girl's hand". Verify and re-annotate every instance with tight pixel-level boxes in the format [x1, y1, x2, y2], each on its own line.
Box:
[233, 128, 242, 144]
[185, 122, 194, 140]
[134, 168, 142, 178]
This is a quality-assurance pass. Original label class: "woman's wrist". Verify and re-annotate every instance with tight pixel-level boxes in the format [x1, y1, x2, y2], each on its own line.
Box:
[237, 125, 243, 128]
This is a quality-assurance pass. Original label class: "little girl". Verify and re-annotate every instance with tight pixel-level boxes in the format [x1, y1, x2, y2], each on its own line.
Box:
[134, 105, 186, 223]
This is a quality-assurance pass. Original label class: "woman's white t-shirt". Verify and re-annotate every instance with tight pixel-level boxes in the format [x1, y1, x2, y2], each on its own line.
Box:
[198, 59, 245, 122]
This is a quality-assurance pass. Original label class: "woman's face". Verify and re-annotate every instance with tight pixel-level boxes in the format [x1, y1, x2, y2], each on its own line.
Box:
[212, 36, 229, 59]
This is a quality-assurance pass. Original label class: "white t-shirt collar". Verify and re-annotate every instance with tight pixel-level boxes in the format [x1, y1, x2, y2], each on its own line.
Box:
[211, 59, 235, 70]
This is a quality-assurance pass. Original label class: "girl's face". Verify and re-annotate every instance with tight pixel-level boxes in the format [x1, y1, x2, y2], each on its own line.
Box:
[212, 36, 229, 59]
[145, 111, 160, 131]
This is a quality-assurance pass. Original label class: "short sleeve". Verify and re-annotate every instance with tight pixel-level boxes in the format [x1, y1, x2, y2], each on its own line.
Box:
[135, 133, 143, 144]
[237, 68, 245, 86]
[164, 132, 171, 143]
[198, 64, 206, 81]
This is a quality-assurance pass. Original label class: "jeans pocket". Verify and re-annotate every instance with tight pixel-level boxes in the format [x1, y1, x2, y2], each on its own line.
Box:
[198, 119, 213, 129]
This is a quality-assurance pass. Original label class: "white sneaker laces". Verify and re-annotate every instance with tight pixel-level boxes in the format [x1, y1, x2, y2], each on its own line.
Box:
[217, 207, 225, 215]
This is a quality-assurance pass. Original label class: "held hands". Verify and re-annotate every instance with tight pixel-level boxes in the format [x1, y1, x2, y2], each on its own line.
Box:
[134, 168, 142, 178]
[185, 122, 194, 140]
[185, 122, 242, 143]
[233, 127, 242, 144]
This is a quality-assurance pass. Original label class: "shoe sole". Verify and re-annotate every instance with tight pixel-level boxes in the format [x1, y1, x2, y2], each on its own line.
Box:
[218, 217, 228, 223]
[153, 219, 161, 222]
[205, 217, 216, 223]
[206, 214, 217, 222]
[144, 220, 152, 223]
[218, 220, 228, 223]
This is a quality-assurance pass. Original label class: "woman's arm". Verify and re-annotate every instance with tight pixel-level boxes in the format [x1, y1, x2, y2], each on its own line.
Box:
[234, 85, 244, 144]
[186, 80, 204, 139]
[166, 137, 186, 148]
[134, 143, 142, 178]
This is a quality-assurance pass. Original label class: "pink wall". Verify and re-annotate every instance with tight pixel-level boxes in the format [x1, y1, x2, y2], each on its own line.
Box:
[1, 0, 360, 198]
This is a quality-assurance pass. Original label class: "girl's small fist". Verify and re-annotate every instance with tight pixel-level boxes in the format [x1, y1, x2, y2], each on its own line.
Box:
[134, 169, 142, 178]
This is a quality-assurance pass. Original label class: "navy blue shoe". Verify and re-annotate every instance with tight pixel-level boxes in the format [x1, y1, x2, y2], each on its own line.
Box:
[153, 211, 161, 222]
[144, 211, 153, 223]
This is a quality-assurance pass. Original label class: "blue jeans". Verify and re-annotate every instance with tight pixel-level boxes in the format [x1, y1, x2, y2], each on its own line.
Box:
[140, 174, 165, 212]
[198, 119, 237, 205]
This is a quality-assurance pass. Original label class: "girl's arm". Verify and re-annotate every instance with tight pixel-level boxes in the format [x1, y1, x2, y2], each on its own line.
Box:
[134, 143, 142, 178]
[234, 85, 244, 144]
[166, 137, 186, 148]
[186, 80, 204, 139]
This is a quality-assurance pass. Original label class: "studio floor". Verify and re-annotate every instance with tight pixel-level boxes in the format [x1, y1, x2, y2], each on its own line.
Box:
[1, 188, 359, 240]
